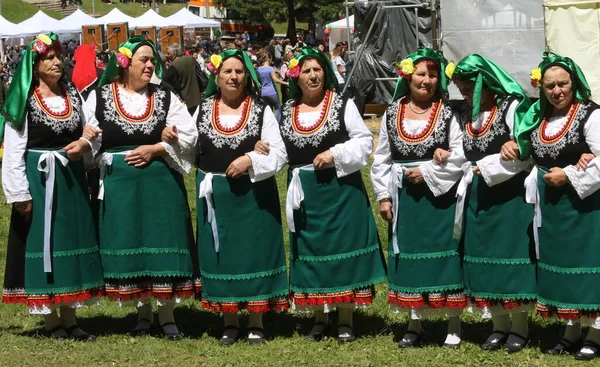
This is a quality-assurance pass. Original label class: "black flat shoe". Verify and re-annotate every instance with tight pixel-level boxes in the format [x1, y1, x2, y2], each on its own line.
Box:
[160, 322, 182, 341]
[129, 318, 152, 337]
[502, 332, 529, 354]
[481, 331, 508, 351]
[306, 322, 328, 341]
[65, 325, 96, 342]
[544, 337, 582, 355]
[575, 340, 600, 361]
[220, 325, 240, 346]
[337, 324, 355, 344]
[247, 327, 266, 345]
[46, 325, 68, 340]
[398, 330, 421, 348]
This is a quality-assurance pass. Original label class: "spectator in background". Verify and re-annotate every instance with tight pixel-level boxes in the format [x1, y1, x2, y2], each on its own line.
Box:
[273, 39, 283, 68]
[242, 31, 250, 43]
[305, 30, 316, 47]
[257, 53, 288, 121]
[331, 42, 347, 91]
[0, 65, 7, 110]
[210, 35, 220, 52]
[162, 43, 204, 113]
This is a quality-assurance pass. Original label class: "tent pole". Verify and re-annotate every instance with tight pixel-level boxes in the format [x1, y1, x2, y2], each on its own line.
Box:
[431, 0, 438, 49]
[92, 0, 95, 17]
[415, 7, 418, 48]
[345, 2, 351, 52]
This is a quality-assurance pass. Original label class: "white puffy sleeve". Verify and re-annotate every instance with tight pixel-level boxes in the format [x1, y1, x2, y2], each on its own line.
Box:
[159, 91, 198, 174]
[247, 107, 288, 182]
[2, 120, 31, 203]
[420, 113, 466, 196]
[330, 99, 373, 177]
[370, 112, 393, 201]
[476, 100, 533, 186]
[563, 109, 600, 198]
[80, 90, 101, 163]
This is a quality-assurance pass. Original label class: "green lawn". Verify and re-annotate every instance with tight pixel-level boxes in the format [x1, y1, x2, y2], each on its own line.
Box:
[1, 0, 63, 22]
[0, 159, 591, 366]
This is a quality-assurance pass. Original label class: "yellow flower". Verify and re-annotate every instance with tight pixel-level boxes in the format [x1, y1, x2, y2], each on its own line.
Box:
[118, 47, 132, 59]
[399, 58, 415, 75]
[289, 58, 299, 69]
[36, 34, 52, 45]
[530, 68, 542, 81]
[445, 61, 456, 79]
[210, 54, 223, 69]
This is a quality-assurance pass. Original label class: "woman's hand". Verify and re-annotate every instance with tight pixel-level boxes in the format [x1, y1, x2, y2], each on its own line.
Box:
[543, 167, 569, 187]
[405, 168, 424, 184]
[82, 126, 102, 141]
[14, 200, 32, 221]
[576, 153, 595, 170]
[313, 150, 334, 170]
[161, 126, 178, 144]
[125, 145, 161, 168]
[226, 155, 252, 178]
[473, 166, 481, 176]
[379, 199, 393, 223]
[500, 141, 519, 161]
[254, 140, 270, 155]
[433, 148, 451, 165]
[64, 140, 90, 161]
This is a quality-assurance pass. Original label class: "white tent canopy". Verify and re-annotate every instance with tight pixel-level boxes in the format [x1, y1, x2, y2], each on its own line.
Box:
[165, 8, 221, 28]
[0, 15, 36, 38]
[327, 15, 354, 29]
[56, 9, 99, 33]
[97, 8, 134, 25]
[326, 15, 354, 51]
[18, 10, 63, 33]
[129, 9, 171, 29]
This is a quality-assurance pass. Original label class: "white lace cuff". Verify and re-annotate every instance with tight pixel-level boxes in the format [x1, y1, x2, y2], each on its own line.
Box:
[6, 192, 32, 204]
[331, 146, 346, 178]
[159, 142, 193, 174]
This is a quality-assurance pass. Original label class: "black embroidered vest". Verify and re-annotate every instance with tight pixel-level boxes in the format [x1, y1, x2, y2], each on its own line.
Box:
[279, 91, 349, 166]
[196, 95, 267, 172]
[531, 100, 598, 168]
[26, 80, 83, 149]
[462, 97, 515, 162]
[384, 98, 453, 161]
[96, 83, 170, 150]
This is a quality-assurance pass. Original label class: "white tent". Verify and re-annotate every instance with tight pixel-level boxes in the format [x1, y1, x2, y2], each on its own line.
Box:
[326, 15, 354, 51]
[97, 8, 134, 25]
[18, 10, 63, 33]
[0, 15, 36, 38]
[129, 9, 170, 29]
[165, 8, 221, 28]
[57, 9, 99, 33]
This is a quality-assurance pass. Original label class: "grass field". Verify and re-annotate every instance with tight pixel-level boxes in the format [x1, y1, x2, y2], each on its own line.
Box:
[0, 155, 595, 366]
[1, 0, 63, 22]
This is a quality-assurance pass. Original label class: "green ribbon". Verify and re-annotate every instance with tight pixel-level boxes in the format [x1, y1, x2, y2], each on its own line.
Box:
[204, 49, 261, 98]
[98, 35, 164, 88]
[287, 47, 338, 100]
[452, 54, 531, 131]
[0, 32, 59, 142]
[392, 47, 450, 101]
[514, 51, 591, 159]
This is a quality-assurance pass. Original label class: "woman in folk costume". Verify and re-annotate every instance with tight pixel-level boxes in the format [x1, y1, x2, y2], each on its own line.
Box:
[446, 55, 536, 353]
[371, 47, 466, 348]
[1, 33, 103, 340]
[187, 49, 288, 346]
[509, 52, 600, 360]
[88, 36, 199, 340]
[262, 47, 386, 343]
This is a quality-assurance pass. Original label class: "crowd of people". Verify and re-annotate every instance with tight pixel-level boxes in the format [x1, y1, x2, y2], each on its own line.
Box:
[0, 30, 599, 362]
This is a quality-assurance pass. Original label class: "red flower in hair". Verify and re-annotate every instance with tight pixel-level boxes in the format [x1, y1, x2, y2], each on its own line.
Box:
[32, 39, 48, 55]
[116, 53, 130, 68]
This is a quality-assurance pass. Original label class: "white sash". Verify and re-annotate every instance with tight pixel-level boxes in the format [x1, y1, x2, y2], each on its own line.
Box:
[453, 162, 474, 239]
[524, 166, 542, 259]
[285, 165, 315, 233]
[95, 151, 131, 200]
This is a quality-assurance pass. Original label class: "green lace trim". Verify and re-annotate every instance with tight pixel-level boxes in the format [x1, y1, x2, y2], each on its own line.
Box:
[100, 248, 190, 256]
[391, 250, 459, 261]
[466, 290, 537, 300]
[464, 256, 533, 266]
[291, 276, 387, 294]
[538, 262, 600, 275]
[202, 289, 289, 303]
[537, 296, 600, 311]
[388, 283, 464, 294]
[202, 266, 287, 281]
[104, 270, 192, 279]
[296, 244, 380, 262]
[26, 247, 99, 259]
[26, 281, 104, 295]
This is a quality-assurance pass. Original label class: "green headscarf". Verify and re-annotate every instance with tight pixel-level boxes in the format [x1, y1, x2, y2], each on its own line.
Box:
[204, 49, 260, 98]
[514, 51, 591, 159]
[392, 47, 450, 101]
[452, 54, 531, 130]
[287, 47, 338, 100]
[97, 35, 164, 88]
[0, 32, 60, 142]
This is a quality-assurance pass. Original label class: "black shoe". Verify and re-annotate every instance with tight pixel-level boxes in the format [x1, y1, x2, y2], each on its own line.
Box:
[502, 332, 529, 354]
[575, 340, 600, 361]
[160, 322, 182, 341]
[544, 337, 582, 355]
[129, 318, 152, 337]
[220, 325, 240, 346]
[398, 330, 421, 348]
[65, 325, 96, 342]
[337, 324, 356, 344]
[247, 327, 266, 345]
[481, 331, 508, 351]
[46, 325, 68, 339]
[306, 322, 328, 341]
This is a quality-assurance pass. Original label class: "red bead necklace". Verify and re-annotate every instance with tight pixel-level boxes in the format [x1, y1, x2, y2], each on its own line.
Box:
[212, 94, 251, 134]
[540, 103, 579, 143]
[467, 105, 497, 137]
[114, 83, 153, 122]
[398, 99, 439, 140]
[293, 89, 332, 133]
[34, 85, 70, 117]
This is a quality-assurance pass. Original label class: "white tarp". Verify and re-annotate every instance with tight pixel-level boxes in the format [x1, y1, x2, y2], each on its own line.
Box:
[440, 0, 545, 99]
[164, 8, 221, 28]
[56, 9, 99, 33]
[0, 15, 36, 37]
[18, 10, 63, 34]
[326, 15, 354, 51]
[129, 9, 170, 29]
[543, 0, 600, 102]
[97, 8, 134, 25]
